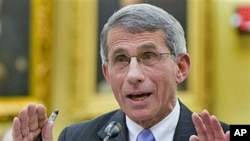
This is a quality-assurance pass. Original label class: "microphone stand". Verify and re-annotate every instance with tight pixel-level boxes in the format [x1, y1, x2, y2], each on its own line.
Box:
[103, 135, 111, 141]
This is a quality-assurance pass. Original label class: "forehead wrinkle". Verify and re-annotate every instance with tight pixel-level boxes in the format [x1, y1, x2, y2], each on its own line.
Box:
[107, 28, 169, 56]
[110, 43, 156, 54]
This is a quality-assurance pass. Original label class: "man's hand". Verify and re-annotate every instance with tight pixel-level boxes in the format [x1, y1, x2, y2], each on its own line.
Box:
[12, 104, 54, 141]
[190, 110, 230, 141]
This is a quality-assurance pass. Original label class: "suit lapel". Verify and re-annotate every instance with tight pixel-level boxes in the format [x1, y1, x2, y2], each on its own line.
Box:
[97, 110, 128, 141]
[173, 100, 197, 141]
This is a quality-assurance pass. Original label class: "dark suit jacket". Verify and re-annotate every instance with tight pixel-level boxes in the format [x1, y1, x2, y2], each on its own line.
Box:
[58, 100, 229, 141]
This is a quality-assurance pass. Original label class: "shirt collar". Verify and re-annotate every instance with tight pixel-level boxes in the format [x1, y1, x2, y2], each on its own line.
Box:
[126, 100, 180, 141]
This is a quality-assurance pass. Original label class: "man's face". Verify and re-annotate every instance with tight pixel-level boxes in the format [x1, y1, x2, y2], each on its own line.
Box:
[102, 27, 187, 128]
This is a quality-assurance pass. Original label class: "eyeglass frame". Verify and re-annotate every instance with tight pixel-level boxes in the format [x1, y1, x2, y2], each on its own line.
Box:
[104, 52, 174, 69]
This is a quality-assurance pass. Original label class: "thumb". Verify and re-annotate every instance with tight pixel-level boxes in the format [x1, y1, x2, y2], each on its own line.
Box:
[42, 121, 54, 141]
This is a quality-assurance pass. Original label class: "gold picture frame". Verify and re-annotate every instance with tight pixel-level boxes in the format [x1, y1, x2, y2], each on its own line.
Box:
[0, 0, 53, 120]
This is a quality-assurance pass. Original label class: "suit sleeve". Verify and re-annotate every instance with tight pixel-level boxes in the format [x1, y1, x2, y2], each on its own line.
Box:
[57, 127, 68, 141]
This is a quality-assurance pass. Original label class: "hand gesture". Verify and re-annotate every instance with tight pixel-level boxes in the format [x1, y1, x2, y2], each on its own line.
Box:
[190, 110, 230, 141]
[12, 104, 54, 141]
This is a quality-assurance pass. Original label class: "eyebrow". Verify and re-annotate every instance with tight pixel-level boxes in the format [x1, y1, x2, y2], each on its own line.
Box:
[138, 42, 158, 51]
[109, 47, 128, 57]
[109, 42, 159, 57]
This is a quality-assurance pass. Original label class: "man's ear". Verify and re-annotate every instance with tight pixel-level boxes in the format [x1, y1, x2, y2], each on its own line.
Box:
[102, 63, 111, 85]
[176, 53, 191, 84]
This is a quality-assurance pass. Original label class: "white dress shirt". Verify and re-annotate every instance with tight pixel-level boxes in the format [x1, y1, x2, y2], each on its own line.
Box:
[126, 99, 180, 141]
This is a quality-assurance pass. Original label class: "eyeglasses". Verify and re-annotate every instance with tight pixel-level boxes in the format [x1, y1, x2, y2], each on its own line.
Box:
[105, 52, 173, 70]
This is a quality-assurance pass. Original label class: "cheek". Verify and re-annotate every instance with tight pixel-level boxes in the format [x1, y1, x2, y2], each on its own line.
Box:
[152, 66, 177, 96]
[155, 74, 173, 96]
[153, 71, 177, 110]
[109, 75, 126, 109]
[152, 65, 176, 84]
[109, 73, 124, 95]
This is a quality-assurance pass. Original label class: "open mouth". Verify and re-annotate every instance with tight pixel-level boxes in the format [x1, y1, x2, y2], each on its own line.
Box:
[127, 93, 151, 101]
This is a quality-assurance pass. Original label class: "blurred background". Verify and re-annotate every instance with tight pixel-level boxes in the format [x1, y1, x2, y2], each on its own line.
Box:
[0, 0, 249, 140]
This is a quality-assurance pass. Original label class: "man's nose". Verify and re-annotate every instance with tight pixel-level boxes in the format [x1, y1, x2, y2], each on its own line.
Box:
[126, 57, 145, 84]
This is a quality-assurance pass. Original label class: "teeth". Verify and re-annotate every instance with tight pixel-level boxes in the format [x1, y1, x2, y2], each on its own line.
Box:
[130, 94, 149, 101]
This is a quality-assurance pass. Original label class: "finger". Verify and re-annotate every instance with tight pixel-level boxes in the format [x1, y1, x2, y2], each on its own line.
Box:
[201, 110, 214, 140]
[210, 115, 225, 140]
[42, 121, 54, 141]
[189, 135, 200, 141]
[12, 117, 22, 141]
[224, 131, 230, 141]
[18, 108, 29, 136]
[192, 112, 208, 141]
[37, 104, 48, 128]
[27, 104, 39, 131]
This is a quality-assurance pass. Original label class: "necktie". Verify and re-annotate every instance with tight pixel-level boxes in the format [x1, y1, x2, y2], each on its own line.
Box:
[136, 129, 155, 141]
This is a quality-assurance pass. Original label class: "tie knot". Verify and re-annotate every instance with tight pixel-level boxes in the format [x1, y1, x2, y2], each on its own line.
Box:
[137, 129, 155, 141]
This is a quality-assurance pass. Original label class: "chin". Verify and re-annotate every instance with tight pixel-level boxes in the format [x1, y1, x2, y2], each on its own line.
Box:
[129, 110, 155, 122]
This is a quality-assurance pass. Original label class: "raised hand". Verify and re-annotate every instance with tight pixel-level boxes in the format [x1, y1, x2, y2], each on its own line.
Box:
[190, 110, 230, 141]
[12, 104, 54, 141]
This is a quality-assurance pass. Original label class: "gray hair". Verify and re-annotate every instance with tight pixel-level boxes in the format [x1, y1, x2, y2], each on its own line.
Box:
[100, 3, 186, 63]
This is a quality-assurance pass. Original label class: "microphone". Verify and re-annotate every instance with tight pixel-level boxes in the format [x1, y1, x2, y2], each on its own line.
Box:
[103, 121, 122, 141]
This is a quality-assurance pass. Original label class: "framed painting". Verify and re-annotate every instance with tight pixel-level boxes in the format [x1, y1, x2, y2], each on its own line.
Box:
[0, 0, 53, 120]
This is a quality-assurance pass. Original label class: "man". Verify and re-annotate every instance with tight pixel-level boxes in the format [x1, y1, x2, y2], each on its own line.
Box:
[12, 3, 230, 141]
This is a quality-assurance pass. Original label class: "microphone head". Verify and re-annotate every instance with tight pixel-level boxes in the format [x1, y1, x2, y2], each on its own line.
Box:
[104, 121, 122, 138]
